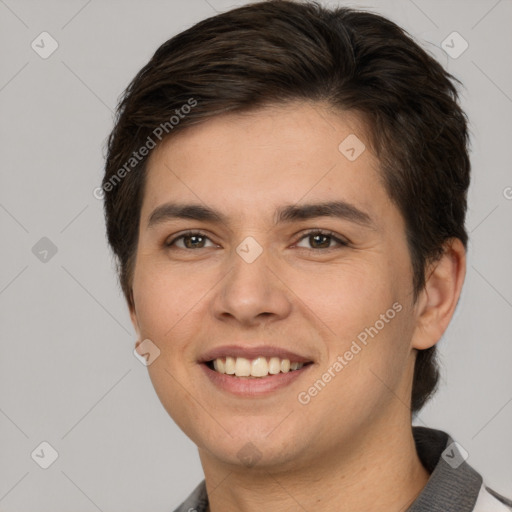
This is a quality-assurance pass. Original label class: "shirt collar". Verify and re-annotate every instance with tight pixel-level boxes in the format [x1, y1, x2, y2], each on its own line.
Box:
[407, 426, 482, 511]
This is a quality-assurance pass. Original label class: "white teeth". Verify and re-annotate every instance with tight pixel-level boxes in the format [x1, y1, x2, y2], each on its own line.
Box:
[234, 357, 251, 377]
[210, 356, 306, 377]
[268, 357, 281, 374]
[225, 356, 236, 375]
[216, 358, 225, 374]
[251, 357, 269, 377]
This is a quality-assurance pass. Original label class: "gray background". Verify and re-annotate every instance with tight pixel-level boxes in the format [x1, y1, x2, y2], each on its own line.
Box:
[1, 0, 511, 510]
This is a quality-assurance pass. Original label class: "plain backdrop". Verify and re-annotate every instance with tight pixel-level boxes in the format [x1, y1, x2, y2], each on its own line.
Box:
[1, 0, 511, 511]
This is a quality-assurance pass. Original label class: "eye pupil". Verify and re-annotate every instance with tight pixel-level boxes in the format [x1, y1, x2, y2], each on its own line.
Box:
[311, 234, 330, 248]
[184, 235, 204, 248]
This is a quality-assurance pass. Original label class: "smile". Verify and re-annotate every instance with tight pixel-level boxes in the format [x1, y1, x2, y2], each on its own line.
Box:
[207, 356, 311, 378]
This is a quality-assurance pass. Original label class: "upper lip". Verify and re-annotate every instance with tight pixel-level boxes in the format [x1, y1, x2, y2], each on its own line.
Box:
[198, 345, 313, 364]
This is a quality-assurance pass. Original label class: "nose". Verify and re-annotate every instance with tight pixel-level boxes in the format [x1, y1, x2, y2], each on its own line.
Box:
[211, 243, 293, 327]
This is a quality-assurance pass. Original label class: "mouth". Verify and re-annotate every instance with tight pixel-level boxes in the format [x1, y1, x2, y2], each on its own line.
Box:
[198, 345, 314, 396]
[204, 356, 313, 378]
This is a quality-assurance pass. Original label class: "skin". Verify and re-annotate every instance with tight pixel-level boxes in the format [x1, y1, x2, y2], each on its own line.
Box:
[129, 101, 466, 512]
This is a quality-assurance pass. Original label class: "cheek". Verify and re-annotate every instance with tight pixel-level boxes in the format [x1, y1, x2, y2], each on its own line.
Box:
[293, 257, 412, 388]
[131, 259, 197, 350]
[300, 304, 413, 433]
[290, 258, 399, 337]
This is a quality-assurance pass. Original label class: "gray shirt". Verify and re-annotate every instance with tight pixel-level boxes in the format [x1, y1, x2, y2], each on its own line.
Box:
[173, 427, 511, 512]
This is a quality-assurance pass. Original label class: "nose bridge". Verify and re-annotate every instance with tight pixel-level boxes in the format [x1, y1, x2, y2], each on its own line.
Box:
[213, 235, 291, 324]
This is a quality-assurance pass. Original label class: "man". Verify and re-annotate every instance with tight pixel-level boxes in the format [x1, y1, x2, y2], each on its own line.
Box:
[101, 1, 511, 510]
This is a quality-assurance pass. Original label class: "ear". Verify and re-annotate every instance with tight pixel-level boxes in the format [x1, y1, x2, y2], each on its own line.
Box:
[411, 238, 466, 350]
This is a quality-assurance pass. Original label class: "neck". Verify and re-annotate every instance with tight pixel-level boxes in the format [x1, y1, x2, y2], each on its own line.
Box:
[199, 418, 430, 512]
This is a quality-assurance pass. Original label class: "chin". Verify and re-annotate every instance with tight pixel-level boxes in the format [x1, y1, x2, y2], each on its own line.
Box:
[192, 418, 310, 470]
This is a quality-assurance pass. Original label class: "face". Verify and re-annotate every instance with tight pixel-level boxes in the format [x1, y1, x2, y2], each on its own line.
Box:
[130, 102, 420, 472]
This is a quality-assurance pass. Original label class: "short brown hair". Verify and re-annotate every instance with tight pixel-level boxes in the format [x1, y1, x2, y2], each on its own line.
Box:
[102, 0, 470, 413]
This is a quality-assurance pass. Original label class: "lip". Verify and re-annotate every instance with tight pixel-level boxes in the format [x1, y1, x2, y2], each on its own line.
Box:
[198, 344, 313, 364]
[200, 361, 313, 397]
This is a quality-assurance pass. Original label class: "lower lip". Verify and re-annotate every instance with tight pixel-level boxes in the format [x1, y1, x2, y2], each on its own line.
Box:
[200, 363, 312, 397]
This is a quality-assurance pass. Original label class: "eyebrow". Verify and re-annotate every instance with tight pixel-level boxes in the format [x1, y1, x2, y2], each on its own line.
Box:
[147, 200, 376, 229]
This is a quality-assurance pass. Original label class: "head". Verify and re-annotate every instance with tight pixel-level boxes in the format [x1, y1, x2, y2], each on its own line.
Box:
[102, 0, 469, 470]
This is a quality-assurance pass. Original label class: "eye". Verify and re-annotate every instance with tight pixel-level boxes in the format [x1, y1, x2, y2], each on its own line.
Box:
[164, 230, 348, 251]
[165, 231, 216, 250]
[295, 230, 349, 250]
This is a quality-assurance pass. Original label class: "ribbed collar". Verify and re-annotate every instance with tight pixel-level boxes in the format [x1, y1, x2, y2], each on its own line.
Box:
[407, 426, 482, 511]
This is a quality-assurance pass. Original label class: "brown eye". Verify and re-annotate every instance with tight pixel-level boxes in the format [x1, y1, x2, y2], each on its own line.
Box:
[166, 232, 215, 249]
[295, 230, 348, 250]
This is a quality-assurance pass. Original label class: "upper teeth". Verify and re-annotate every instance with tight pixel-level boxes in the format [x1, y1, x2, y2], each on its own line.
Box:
[212, 357, 305, 378]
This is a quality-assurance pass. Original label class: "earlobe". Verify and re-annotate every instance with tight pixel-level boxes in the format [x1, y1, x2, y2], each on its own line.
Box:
[411, 238, 466, 350]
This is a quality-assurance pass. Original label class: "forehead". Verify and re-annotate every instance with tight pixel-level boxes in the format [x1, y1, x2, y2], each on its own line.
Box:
[141, 102, 387, 222]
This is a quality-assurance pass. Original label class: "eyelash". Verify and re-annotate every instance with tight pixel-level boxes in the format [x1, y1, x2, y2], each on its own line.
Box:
[165, 229, 349, 251]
